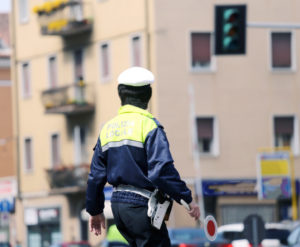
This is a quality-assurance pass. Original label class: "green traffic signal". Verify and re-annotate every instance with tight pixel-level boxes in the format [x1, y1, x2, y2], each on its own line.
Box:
[223, 36, 239, 50]
[223, 8, 239, 22]
[222, 8, 240, 51]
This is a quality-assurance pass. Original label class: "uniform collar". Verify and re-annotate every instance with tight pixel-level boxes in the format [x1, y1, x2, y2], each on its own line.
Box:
[118, 104, 153, 118]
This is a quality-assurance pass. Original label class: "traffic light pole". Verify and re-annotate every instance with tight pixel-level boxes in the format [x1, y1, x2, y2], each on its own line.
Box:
[248, 22, 300, 29]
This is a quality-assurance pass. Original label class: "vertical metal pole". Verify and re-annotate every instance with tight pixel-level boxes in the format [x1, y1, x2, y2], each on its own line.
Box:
[188, 84, 205, 223]
[252, 218, 258, 247]
[289, 150, 298, 220]
[144, 0, 153, 112]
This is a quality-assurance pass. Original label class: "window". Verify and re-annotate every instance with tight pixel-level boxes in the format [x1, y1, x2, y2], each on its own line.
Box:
[100, 42, 110, 80]
[196, 117, 214, 154]
[51, 134, 60, 168]
[70, 0, 83, 22]
[19, 0, 29, 23]
[74, 126, 87, 165]
[21, 62, 31, 98]
[48, 56, 57, 88]
[271, 32, 292, 69]
[191, 32, 213, 70]
[24, 138, 33, 171]
[274, 116, 294, 148]
[74, 49, 84, 82]
[131, 36, 142, 66]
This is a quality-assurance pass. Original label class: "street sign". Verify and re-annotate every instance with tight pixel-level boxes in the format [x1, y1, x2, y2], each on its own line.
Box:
[243, 214, 265, 246]
[204, 215, 218, 241]
[0, 197, 14, 213]
[0, 212, 9, 227]
[257, 151, 292, 199]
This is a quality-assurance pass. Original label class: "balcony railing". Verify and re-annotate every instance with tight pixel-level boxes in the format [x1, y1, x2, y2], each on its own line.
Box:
[41, 82, 95, 115]
[46, 164, 90, 190]
[33, 0, 92, 37]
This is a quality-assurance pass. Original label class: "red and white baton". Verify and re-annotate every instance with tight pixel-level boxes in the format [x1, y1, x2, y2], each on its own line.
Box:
[180, 200, 218, 241]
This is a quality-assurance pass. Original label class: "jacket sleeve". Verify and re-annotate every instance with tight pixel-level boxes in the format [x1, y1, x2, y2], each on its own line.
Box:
[86, 138, 107, 216]
[145, 126, 193, 204]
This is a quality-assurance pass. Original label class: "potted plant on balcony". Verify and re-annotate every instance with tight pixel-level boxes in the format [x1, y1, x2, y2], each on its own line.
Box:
[46, 164, 90, 189]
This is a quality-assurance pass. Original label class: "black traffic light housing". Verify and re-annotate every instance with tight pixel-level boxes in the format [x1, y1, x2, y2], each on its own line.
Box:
[215, 5, 247, 55]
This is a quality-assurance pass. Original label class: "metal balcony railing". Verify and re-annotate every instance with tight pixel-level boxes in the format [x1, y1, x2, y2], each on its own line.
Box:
[41, 82, 95, 115]
[33, 0, 93, 37]
[46, 164, 90, 189]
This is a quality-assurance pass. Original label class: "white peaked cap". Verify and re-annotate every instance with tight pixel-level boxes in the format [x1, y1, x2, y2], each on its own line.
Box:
[117, 67, 154, 86]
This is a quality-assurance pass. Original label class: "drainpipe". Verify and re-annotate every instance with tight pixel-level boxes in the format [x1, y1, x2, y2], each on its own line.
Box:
[145, 0, 151, 71]
[10, 1, 22, 246]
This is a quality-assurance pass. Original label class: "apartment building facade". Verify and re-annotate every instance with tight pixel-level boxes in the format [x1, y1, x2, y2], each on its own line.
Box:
[11, 0, 300, 246]
[0, 13, 16, 245]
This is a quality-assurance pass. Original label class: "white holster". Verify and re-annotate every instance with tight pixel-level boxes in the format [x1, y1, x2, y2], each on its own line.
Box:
[147, 189, 173, 230]
[114, 185, 173, 230]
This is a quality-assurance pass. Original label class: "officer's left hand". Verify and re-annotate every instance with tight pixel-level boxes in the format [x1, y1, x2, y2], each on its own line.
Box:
[89, 213, 106, 236]
[188, 201, 200, 220]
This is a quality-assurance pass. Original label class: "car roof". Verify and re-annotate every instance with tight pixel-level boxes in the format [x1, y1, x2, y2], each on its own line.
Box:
[218, 223, 244, 232]
[218, 222, 294, 233]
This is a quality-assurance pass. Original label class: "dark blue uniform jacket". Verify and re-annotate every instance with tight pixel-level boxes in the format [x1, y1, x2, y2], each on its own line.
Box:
[86, 105, 192, 216]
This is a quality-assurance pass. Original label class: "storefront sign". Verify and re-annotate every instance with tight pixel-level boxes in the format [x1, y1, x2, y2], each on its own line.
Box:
[0, 178, 17, 197]
[25, 208, 60, 225]
[0, 178, 17, 213]
[202, 179, 257, 196]
[257, 151, 292, 199]
[201, 178, 300, 197]
[25, 208, 38, 225]
[38, 208, 60, 223]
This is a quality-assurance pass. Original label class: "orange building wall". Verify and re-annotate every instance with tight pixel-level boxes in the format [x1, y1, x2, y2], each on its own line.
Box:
[0, 66, 14, 177]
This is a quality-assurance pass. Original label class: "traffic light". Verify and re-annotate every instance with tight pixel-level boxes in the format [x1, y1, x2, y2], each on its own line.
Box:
[215, 5, 246, 55]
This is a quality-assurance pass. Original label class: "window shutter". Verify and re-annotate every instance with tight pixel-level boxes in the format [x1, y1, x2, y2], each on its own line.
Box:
[132, 36, 141, 67]
[25, 138, 32, 170]
[49, 57, 57, 88]
[275, 117, 294, 135]
[192, 33, 211, 66]
[272, 33, 291, 68]
[101, 44, 109, 77]
[22, 63, 30, 96]
[197, 118, 213, 139]
[52, 134, 59, 168]
[74, 49, 83, 80]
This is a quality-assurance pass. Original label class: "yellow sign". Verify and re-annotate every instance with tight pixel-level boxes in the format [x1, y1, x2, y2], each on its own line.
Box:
[260, 159, 289, 176]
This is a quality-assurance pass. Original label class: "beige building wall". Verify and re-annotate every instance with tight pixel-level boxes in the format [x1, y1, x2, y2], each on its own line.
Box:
[154, 0, 300, 179]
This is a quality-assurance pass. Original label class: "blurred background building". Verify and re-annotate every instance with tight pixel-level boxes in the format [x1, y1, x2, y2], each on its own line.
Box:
[0, 12, 17, 246]
[8, 0, 300, 246]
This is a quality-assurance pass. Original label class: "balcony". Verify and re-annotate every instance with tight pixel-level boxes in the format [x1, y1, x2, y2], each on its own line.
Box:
[46, 164, 90, 192]
[41, 82, 95, 115]
[33, 0, 92, 37]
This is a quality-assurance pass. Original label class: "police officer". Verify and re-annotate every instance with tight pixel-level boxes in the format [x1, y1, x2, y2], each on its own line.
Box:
[86, 67, 200, 247]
